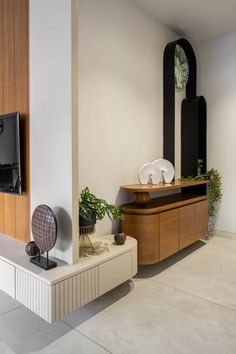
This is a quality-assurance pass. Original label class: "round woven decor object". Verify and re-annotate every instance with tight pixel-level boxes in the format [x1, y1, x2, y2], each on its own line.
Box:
[25, 241, 39, 257]
[32, 205, 57, 252]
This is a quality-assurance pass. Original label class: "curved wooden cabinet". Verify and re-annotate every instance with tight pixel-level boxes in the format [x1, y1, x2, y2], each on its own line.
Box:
[121, 214, 160, 265]
[179, 204, 196, 249]
[120, 182, 209, 265]
[160, 209, 179, 261]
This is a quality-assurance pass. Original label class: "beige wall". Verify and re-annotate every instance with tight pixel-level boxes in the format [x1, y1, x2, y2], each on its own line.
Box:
[30, 0, 79, 264]
[198, 32, 236, 234]
[78, 0, 179, 236]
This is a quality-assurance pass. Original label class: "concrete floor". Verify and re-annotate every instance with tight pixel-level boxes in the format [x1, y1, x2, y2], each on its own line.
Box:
[1, 234, 236, 354]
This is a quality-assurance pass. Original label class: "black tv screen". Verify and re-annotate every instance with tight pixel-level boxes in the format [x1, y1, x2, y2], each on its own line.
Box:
[0, 112, 22, 194]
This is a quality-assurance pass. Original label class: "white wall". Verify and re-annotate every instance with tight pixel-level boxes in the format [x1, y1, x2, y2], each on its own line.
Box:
[30, 0, 79, 264]
[78, 0, 179, 235]
[198, 32, 236, 233]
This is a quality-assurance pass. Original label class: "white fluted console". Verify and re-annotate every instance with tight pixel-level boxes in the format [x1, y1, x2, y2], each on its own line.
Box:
[0, 234, 137, 322]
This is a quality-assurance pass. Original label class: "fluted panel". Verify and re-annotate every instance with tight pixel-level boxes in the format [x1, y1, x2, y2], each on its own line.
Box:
[11, 246, 135, 323]
[15, 268, 52, 322]
[54, 266, 99, 321]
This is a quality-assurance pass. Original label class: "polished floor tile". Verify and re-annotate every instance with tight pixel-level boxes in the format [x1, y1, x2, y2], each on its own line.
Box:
[0, 342, 15, 354]
[0, 290, 21, 316]
[0, 306, 108, 354]
[64, 279, 236, 354]
[0, 306, 70, 354]
[1, 235, 236, 354]
[195, 236, 236, 262]
[30, 330, 110, 354]
[135, 240, 206, 279]
[149, 237, 236, 310]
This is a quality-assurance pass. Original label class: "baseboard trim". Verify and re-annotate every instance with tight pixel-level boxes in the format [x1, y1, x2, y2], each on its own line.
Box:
[215, 229, 236, 240]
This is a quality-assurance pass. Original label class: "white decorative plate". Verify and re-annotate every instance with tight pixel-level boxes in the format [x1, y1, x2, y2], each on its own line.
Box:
[153, 159, 175, 184]
[138, 163, 162, 185]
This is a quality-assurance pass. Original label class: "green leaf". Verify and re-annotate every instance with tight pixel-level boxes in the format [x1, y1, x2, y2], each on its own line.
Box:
[79, 187, 122, 222]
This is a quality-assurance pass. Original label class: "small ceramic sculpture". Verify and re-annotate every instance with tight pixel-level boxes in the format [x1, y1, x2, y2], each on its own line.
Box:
[114, 232, 127, 245]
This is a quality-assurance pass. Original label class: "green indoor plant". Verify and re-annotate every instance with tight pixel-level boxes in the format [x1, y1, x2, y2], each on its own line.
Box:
[79, 187, 122, 257]
[204, 168, 223, 237]
[181, 162, 223, 238]
[197, 159, 203, 177]
[79, 187, 121, 228]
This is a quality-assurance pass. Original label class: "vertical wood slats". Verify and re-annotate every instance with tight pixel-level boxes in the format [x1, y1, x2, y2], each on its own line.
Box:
[0, 2, 3, 232]
[0, 0, 29, 242]
[0, 1, 4, 231]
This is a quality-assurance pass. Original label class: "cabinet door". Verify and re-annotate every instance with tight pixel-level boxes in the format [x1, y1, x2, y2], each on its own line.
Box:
[121, 214, 159, 265]
[0, 259, 15, 298]
[160, 209, 179, 260]
[195, 200, 208, 240]
[99, 252, 132, 296]
[179, 204, 195, 249]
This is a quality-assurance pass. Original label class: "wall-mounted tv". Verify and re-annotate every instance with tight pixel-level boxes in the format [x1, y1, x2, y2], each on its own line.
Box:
[0, 112, 22, 194]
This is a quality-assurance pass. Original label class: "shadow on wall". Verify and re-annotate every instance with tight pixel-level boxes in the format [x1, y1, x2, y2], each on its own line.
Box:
[53, 207, 72, 253]
[111, 190, 133, 234]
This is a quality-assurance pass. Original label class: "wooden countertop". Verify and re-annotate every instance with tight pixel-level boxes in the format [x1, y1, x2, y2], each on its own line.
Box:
[120, 193, 208, 215]
[120, 179, 209, 193]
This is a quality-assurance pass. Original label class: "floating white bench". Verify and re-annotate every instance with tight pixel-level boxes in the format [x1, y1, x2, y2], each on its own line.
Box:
[0, 234, 137, 322]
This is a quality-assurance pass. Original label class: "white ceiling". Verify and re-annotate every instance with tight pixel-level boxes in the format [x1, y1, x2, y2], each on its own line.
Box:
[132, 0, 236, 42]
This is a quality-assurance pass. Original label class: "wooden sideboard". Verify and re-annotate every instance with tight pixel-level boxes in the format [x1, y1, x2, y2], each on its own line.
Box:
[120, 180, 209, 265]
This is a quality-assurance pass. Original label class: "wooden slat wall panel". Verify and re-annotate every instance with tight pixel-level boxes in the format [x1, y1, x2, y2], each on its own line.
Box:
[0, 2, 3, 232]
[0, 195, 4, 231]
[3, 194, 16, 237]
[15, 196, 29, 242]
[0, 1, 3, 107]
[2, 0, 15, 112]
[2, 0, 16, 238]
[14, 0, 29, 195]
[14, 0, 29, 242]
[0, 0, 29, 242]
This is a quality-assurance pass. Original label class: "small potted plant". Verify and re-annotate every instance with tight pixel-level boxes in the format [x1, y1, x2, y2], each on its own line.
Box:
[79, 187, 121, 228]
[79, 187, 122, 256]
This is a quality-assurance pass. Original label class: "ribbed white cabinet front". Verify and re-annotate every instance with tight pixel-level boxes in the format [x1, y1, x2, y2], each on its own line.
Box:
[15, 268, 53, 322]
[0, 235, 137, 323]
[15, 251, 134, 322]
[0, 259, 15, 298]
[53, 266, 99, 321]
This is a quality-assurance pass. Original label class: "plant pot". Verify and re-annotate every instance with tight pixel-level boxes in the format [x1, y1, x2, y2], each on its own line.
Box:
[79, 215, 96, 227]
[208, 216, 217, 239]
[79, 233, 95, 257]
[79, 216, 96, 257]
[79, 215, 96, 235]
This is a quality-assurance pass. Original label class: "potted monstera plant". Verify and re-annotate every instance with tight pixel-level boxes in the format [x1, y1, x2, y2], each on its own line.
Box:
[79, 187, 122, 256]
[79, 187, 121, 232]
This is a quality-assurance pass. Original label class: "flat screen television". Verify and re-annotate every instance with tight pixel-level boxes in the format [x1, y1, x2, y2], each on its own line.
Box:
[0, 112, 22, 194]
